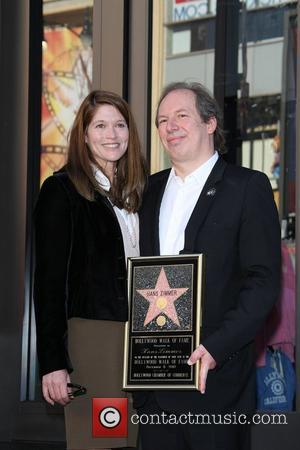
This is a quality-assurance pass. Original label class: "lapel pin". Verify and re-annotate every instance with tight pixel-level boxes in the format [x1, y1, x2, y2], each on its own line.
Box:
[206, 187, 216, 197]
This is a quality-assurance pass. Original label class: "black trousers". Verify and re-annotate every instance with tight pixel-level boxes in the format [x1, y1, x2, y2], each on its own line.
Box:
[137, 393, 251, 450]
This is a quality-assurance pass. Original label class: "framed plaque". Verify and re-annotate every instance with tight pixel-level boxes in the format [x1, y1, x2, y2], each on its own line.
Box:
[123, 254, 204, 390]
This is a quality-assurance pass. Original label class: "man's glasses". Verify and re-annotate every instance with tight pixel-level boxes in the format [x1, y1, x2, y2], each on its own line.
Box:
[67, 383, 87, 398]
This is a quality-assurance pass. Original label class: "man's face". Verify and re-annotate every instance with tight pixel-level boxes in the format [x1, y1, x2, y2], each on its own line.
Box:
[157, 89, 216, 170]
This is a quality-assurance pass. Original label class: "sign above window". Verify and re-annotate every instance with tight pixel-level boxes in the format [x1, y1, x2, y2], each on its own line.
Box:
[172, 0, 296, 23]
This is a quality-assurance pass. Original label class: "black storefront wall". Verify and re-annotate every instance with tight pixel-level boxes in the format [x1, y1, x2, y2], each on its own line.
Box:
[0, 0, 65, 447]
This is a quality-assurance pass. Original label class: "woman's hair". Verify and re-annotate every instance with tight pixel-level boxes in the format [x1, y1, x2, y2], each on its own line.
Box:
[155, 81, 226, 154]
[66, 90, 147, 212]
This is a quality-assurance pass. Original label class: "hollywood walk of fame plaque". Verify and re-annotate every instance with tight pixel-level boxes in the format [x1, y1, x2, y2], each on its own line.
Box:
[123, 254, 203, 390]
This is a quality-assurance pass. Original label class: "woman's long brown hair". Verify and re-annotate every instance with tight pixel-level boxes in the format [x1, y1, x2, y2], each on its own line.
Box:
[66, 90, 147, 212]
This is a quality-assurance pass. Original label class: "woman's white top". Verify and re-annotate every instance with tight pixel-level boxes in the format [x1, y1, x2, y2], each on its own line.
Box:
[94, 167, 140, 261]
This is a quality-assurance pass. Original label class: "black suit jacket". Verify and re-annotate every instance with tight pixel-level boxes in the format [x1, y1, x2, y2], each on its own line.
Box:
[34, 172, 128, 376]
[135, 157, 281, 414]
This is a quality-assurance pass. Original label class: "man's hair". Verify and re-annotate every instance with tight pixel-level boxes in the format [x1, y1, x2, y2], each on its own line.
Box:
[155, 81, 226, 153]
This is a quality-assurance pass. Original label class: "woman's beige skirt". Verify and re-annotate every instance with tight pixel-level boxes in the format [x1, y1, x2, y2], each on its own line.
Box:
[65, 318, 138, 450]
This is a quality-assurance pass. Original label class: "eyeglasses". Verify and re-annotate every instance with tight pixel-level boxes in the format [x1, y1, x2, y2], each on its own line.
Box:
[67, 382, 87, 398]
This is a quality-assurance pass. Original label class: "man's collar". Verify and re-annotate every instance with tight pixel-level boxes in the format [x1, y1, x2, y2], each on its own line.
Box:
[167, 151, 219, 187]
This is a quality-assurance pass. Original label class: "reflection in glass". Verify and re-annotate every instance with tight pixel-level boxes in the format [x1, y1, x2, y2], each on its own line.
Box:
[28, 0, 93, 401]
[152, 0, 298, 411]
[238, 0, 297, 412]
[238, 1, 297, 216]
[41, 3, 93, 185]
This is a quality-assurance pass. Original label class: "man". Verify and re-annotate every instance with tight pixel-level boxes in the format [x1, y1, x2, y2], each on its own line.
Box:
[134, 82, 281, 450]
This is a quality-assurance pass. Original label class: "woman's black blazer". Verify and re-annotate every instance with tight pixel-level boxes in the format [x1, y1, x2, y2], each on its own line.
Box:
[34, 172, 127, 376]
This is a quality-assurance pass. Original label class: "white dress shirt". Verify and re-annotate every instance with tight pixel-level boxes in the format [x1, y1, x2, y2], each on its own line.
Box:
[159, 152, 219, 255]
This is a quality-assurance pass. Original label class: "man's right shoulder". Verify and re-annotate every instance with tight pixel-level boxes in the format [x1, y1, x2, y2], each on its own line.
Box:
[147, 168, 170, 187]
[141, 169, 170, 210]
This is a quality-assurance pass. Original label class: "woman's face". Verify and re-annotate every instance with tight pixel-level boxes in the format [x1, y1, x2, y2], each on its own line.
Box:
[85, 104, 129, 173]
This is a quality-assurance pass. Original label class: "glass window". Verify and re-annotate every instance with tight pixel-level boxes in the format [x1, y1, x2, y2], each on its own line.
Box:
[238, 1, 297, 215]
[172, 28, 191, 55]
[238, 0, 297, 411]
[151, 0, 216, 172]
[41, 0, 93, 185]
[27, 0, 94, 401]
[151, 0, 298, 410]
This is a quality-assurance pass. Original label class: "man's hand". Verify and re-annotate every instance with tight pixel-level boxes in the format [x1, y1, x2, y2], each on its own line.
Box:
[187, 344, 216, 394]
[42, 369, 71, 406]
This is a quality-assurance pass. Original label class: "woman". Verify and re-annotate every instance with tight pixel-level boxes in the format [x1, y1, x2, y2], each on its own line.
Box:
[34, 90, 147, 449]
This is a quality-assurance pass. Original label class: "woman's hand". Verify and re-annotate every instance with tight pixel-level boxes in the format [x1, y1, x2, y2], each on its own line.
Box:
[42, 369, 71, 406]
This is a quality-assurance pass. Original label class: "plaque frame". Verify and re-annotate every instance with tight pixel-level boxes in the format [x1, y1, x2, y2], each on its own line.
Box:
[123, 254, 204, 390]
